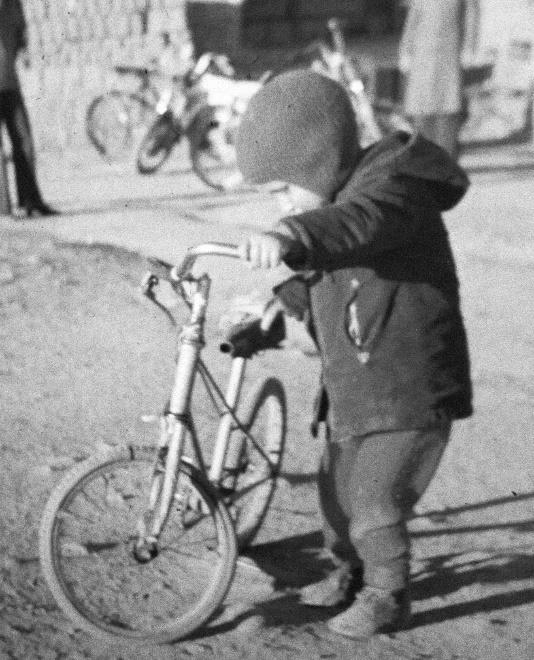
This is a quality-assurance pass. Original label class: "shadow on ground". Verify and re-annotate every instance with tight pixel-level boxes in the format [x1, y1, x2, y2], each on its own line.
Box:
[46, 187, 261, 219]
[195, 491, 534, 637]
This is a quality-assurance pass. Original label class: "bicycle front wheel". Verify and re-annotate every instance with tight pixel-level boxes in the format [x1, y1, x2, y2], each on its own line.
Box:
[226, 378, 287, 549]
[39, 446, 237, 645]
[136, 113, 178, 174]
[86, 91, 155, 161]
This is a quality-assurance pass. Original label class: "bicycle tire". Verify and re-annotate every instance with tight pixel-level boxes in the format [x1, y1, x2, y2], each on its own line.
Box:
[225, 377, 286, 549]
[39, 445, 237, 645]
[136, 113, 179, 174]
[188, 105, 244, 192]
[86, 91, 155, 161]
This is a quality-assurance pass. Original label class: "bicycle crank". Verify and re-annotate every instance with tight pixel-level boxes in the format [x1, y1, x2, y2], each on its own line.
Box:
[133, 535, 159, 563]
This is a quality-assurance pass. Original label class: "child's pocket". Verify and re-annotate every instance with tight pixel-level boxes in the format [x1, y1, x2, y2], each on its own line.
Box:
[344, 278, 399, 364]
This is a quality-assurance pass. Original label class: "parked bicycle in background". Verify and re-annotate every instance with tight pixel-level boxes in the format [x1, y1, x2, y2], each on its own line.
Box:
[86, 45, 261, 192]
[135, 53, 262, 191]
[85, 30, 194, 163]
[86, 20, 410, 192]
[86, 30, 195, 163]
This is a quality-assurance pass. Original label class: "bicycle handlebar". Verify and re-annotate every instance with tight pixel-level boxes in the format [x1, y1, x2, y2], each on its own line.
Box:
[147, 238, 306, 287]
[177, 242, 241, 278]
[147, 242, 241, 283]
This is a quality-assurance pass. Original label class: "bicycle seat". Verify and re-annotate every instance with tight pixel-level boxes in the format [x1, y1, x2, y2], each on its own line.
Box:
[219, 312, 285, 358]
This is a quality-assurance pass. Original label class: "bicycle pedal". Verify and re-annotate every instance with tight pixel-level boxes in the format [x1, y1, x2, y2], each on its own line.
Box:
[133, 538, 158, 563]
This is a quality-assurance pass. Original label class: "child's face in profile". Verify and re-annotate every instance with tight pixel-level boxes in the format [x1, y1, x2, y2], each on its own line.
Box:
[275, 183, 326, 215]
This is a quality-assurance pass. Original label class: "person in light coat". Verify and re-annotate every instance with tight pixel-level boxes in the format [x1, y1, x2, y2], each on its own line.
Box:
[399, 0, 480, 160]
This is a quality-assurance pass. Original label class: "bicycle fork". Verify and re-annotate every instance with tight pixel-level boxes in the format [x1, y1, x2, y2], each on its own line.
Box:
[134, 277, 209, 562]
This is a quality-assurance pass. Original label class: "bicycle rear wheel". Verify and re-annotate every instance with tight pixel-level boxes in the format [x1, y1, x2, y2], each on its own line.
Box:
[39, 446, 237, 645]
[86, 91, 155, 161]
[225, 378, 286, 549]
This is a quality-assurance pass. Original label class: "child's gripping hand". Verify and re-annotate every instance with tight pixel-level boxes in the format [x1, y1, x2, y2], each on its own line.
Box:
[238, 232, 299, 270]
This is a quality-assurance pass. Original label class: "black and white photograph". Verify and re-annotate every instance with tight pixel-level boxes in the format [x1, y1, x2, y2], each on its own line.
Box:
[1, 1, 533, 658]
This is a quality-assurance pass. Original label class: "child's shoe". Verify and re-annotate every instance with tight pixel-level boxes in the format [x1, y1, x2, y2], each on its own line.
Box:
[326, 585, 410, 639]
[299, 565, 363, 607]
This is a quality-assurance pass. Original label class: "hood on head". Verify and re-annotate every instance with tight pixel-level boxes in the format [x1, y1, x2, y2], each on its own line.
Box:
[341, 132, 469, 212]
[235, 69, 360, 199]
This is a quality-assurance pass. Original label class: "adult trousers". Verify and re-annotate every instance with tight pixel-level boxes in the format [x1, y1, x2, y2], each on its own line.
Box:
[0, 88, 43, 208]
[318, 423, 451, 590]
[411, 113, 463, 162]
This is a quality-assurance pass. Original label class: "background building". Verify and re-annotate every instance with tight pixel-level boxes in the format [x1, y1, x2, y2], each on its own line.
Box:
[11, 0, 534, 151]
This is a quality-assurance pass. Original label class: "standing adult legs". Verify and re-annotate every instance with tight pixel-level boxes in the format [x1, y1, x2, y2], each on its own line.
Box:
[0, 89, 56, 214]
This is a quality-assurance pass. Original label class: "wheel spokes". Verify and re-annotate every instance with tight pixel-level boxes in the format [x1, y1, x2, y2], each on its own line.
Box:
[52, 460, 226, 634]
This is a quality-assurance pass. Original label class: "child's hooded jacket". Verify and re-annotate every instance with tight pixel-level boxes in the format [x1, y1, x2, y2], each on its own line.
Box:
[235, 69, 472, 440]
[273, 131, 473, 439]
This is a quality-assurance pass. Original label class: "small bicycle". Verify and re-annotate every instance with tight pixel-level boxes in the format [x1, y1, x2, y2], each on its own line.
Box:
[39, 243, 287, 645]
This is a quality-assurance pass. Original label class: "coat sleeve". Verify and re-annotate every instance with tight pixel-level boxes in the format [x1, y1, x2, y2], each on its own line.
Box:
[274, 194, 423, 271]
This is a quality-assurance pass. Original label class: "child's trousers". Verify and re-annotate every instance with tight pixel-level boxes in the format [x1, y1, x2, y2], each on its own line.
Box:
[318, 423, 451, 591]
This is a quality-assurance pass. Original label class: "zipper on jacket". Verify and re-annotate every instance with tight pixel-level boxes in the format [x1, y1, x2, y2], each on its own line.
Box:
[347, 279, 370, 364]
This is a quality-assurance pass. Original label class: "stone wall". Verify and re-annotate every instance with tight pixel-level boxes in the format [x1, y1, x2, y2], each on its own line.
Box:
[18, 0, 188, 151]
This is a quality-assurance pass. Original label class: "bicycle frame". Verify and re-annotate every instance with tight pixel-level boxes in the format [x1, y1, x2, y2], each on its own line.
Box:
[113, 64, 161, 106]
[163, 271, 248, 484]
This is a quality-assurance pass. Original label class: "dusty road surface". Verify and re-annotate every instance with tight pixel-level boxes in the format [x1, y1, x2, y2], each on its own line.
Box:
[0, 149, 533, 659]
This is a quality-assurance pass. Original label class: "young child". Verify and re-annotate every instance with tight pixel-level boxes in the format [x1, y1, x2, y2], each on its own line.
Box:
[234, 69, 472, 639]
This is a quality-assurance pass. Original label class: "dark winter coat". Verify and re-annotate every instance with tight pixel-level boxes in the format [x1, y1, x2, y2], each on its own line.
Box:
[0, 0, 26, 92]
[272, 131, 473, 440]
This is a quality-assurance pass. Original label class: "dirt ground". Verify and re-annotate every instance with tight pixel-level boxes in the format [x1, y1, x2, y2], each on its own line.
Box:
[0, 192, 533, 660]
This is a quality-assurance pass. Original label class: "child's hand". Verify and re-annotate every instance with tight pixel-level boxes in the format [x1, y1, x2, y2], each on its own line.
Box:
[238, 233, 292, 270]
